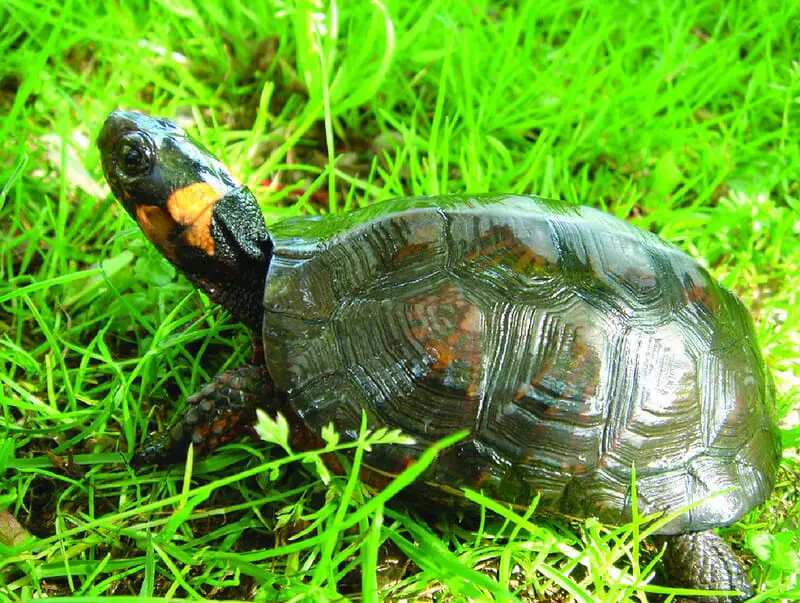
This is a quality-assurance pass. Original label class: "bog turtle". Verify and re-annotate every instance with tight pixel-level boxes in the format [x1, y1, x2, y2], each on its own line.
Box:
[98, 111, 781, 602]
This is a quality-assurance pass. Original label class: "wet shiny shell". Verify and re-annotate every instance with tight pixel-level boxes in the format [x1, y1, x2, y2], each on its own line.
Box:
[262, 194, 780, 534]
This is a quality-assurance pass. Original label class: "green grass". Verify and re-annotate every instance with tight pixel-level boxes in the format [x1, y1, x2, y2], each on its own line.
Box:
[1, 0, 799, 600]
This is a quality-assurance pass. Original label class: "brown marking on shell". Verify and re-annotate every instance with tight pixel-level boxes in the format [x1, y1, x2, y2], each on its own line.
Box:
[512, 247, 539, 272]
[166, 182, 222, 256]
[409, 326, 428, 341]
[465, 370, 480, 397]
[427, 341, 454, 371]
[465, 225, 555, 277]
[458, 303, 483, 332]
[683, 282, 719, 315]
[472, 470, 493, 490]
[559, 460, 588, 476]
[620, 266, 658, 290]
[512, 245, 556, 274]
[395, 242, 429, 264]
[464, 230, 517, 261]
[429, 308, 480, 371]
[525, 354, 558, 413]
[565, 334, 603, 400]
[531, 422, 547, 441]
[543, 400, 560, 417]
[400, 454, 417, 470]
[407, 285, 484, 397]
[523, 326, 601, 408]
[466, 241, 516, 270]
[458, 306, 484, 398]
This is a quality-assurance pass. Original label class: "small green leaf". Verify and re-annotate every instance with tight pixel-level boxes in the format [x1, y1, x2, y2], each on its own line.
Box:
[369, 427, 415, 447]
[748, 531, 773, 560]
[134, 253, 177, 287]
[321, 422, 340, 448]
[747, 530, 800, 571]
[254, 410, 292, 454]
[310, 455, 332, 485]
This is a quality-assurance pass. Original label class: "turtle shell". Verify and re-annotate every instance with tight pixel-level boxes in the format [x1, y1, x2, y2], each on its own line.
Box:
[261, 194, 780, 534]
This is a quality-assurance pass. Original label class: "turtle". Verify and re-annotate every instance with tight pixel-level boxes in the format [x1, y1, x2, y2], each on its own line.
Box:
[97, 110, 781, 602]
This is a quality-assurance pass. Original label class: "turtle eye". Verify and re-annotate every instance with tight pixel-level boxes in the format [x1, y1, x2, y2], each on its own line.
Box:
[116, 131, 154, 178]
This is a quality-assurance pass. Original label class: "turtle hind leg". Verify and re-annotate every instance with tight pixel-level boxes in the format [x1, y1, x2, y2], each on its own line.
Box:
[131, 365, 274, 467]
[660, 531, 754, 603]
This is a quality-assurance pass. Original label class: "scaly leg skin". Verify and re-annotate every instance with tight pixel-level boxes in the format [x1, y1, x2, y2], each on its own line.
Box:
[131, 365, 274, 467]
[660, 531, 754, 603]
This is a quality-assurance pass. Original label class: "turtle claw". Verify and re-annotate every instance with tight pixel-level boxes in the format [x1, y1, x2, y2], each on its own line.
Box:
[131, 365, 274, 467]
[130, 426, 191, 468]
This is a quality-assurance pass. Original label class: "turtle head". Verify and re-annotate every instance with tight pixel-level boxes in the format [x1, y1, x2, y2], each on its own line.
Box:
[98, 110, 271, 331]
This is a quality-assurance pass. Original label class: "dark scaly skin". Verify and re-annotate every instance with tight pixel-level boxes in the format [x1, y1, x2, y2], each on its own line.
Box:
[660, 532, 754, 603]
[131, 365, 272, 467]
[97, 111, 774, 602]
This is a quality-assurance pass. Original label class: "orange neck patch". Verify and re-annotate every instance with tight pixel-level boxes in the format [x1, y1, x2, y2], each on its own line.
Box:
[136, 205, 178, 261]
[166, 182, 221, 257]
[135, 182, 222, 260]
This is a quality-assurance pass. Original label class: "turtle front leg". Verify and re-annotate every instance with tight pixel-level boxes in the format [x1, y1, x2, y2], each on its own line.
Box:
[131, 365, 274, 467]
[660, 531, 754, 603]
